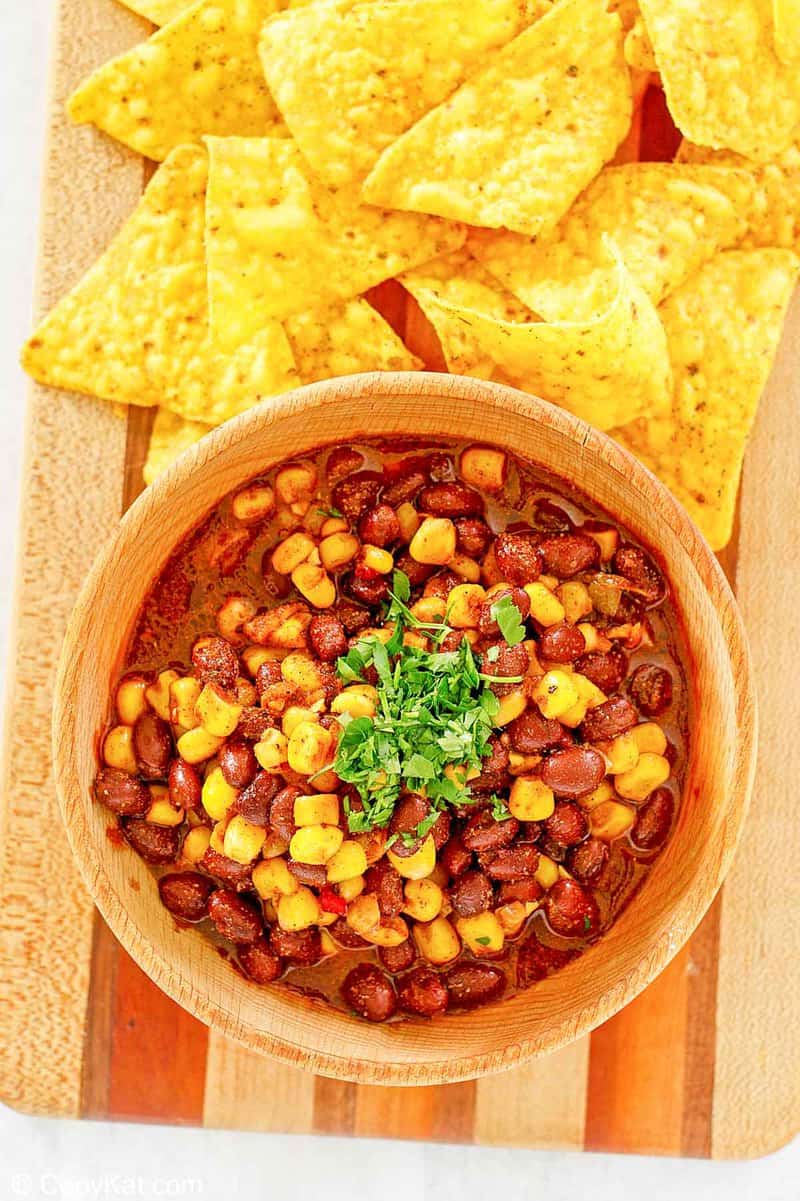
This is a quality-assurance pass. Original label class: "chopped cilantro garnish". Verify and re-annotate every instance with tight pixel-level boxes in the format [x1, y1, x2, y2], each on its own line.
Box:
[492, 595, 526, 646]
[332, 608, 501, 833]
[475, 936, 492, 946]
[316, 505, 344, 518]
[489, 794, 511, 821]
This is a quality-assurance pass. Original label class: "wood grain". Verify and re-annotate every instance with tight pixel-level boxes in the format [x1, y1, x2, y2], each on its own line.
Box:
[0, 0, 144, 1117]
[711, 289, 800, 1160]
[203, 1034, 316, 1133]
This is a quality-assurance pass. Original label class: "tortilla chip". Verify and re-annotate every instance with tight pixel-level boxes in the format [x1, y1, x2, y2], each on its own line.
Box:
[613, 249, 799, 550]
[144, 408, 212, 484]
[260, 0, 551, 187]
[469, 163, 753, 321]
[22, 145, 300, 422]
[774, 0, 800, 65]
[607, 0, 641, 32]
[677, 137, 800, 252]
[362, 0, 632, 237]
[624, 14, 657, 73]
[118, 0, 189, 23]
[68, 0, 283, 161]
[204, 136, 465, 349]
[286, 299, 421, 380]
[401, 250, 536, 378]
[638, 0, 800, 162]
[402, 243, 672, 429]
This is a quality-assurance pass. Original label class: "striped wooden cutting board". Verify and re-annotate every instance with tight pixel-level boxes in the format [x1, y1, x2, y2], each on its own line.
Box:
[0, 0, 797, 1157]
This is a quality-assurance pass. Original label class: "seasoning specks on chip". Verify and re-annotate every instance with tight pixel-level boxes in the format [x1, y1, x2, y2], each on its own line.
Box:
[204, 135, 465, 349]
[68, 0, 284, 161]
[362, 0, 633, 236]
[613, 249, 799, 549]
[260, 0, 552, 187]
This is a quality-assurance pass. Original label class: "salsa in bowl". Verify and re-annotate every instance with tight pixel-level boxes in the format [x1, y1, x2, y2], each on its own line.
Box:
[54, 374, 754, 1080]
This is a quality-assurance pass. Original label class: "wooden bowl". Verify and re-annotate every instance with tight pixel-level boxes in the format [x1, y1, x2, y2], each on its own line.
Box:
[53, 373, 756, 1085]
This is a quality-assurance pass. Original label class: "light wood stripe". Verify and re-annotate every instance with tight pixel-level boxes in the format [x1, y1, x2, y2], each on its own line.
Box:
[712, 289, 800, 1160]
[474, 1040, 589, 1150]
[585, 946, 689, 1156]
[0, 0, 146, 1118]
[203, 1033, 316, 1133]
[313, 1078, 359, 1136]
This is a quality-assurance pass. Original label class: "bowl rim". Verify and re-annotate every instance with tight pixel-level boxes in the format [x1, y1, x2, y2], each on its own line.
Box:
[52, 371, 757, 1084]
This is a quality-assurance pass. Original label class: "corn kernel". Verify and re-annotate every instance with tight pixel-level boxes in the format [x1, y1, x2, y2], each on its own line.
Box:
[182, 826, 211, 864]
[177, 726, 226, 765]
[320, 516, 348, 537]
[201, 765, 238, 821]
[275, 462, 317, 507]
[581, 780, 616, 811]
[116, 676, 149, 726]
[447, 583, 486, 629]
[388, 834, 436, 880]
[459, 445, 507, 492]
[631, 722, 668, 756]
[615, 753, 670, 802]
[290, 824, 344, 865]
[403, 631, 429, 650]
[535, 855, 560, 890]
[524, 582, 565, 627]
[223, 814, 267, 863]
[216, 595, 257, 643]
[532, 670, 580, 720]
[254, 728, 288, 771]
[170, 676, 201, 731]
[457, 911, 505, 955]
[556, 581, 593, 624]
[287, 721, 334, 776]
[280, 652, 323, 693]
[409, 517, 456, 566]
[232, 483, 275, 525]
[403, 878, 443, 922]
[261, 830, 290, 859]
[577, 623, 612, 653]
[253, 856, 298, 900]
[337, 874, 365, 901]
[277, 885, 321, 931]
[362, 545, 394, 574]
[209, 820, 227, 855]
[509, 750, 542, 776]
[294, 793, 340, 827]
[281, 706, 319, 737]
[396, 502, 420, 542]
[319, 532, 360, 572]
[494, 688, 528, 727]
[509, 777, 555, 821]
[196, 684, 242, 737]
[496, 900, 530, 936]
[605, 731, 640, 775]
[272, 531, 316, 575]
[356, 827, 388, 865]
[413, 916, 461, 965]
[242, 645, 281, 676]
[145, 669, 180, 721]
[590, 800, 636, 841]
[448, 553, 481, 583]
[320, 929, 338, 956]
[146, 785, 184, 828]
[347, 893, 381, 936]
[103, 725, 138, 774]
[410, 596, 447, 624]
[292, 562, 336, 609]
[326, 840, 368, 883]
[367, 916, 410, 947]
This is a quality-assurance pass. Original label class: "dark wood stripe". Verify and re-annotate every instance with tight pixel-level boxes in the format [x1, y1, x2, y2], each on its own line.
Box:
[680, 897, 723, 1157]
[312, 1078, 359, 1136]
[79, 915, 119, 1119]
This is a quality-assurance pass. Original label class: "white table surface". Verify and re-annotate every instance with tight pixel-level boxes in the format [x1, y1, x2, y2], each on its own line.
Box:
[1, 5, 796, 1197]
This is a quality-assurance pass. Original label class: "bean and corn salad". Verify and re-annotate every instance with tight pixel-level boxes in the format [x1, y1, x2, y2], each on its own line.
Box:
[95, 440, 688, 1022]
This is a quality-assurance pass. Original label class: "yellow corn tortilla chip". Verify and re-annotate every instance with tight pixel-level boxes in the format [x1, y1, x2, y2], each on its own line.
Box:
[259, 0, 551, 187]
[637, 0, 800, 162]
[624, 14, 656, 73]
[69, 0, 283, 161]
[286, 299, 421, 379]
[774, 0, 800, 64]
[401, 250, 536, 378]
[362, 0, 632, 237]
[204, 135, 465, 349]
[469, 163, 754, 321]
[118, 0, 189, 23]
[677, 137, 800, 252]
[613, 249, 799, 550]
[402, 243, 672, 429]
[22, 145, 300, 423]
[608, 0, 641, 32]
[144, 408, 212, 485]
